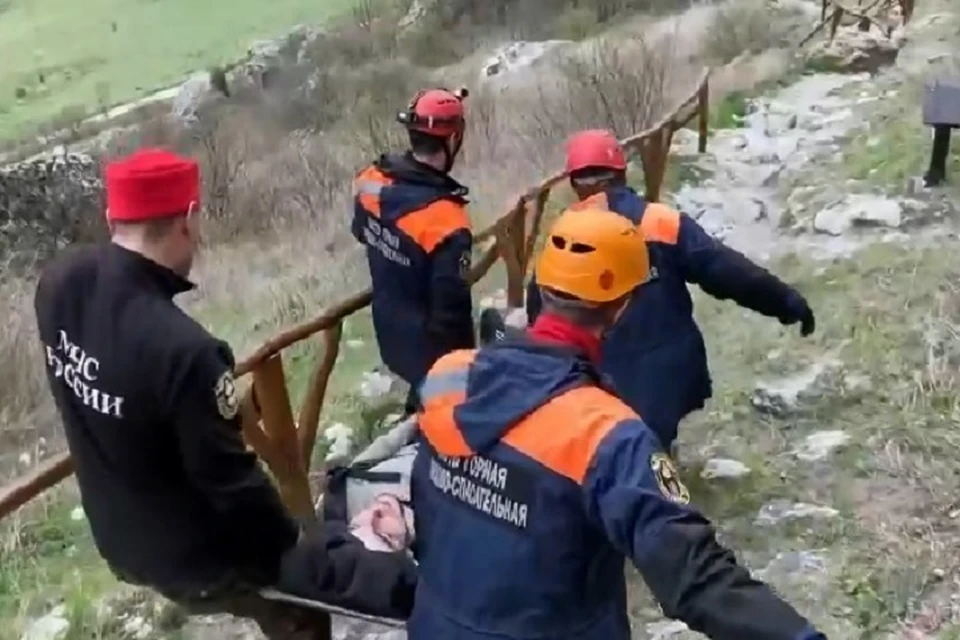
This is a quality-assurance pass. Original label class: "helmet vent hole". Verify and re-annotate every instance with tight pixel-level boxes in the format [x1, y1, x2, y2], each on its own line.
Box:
[570, 242, 595, 254]
[551, 236, 567, 249]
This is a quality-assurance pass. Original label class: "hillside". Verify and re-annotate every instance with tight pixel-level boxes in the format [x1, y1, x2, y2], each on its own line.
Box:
[0, 0, 352, 143]
[2, 0, 960, 638]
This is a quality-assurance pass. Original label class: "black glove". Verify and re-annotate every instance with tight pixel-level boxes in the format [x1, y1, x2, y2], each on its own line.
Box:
[478, 307, 525, 345]
[479, 307, 508, 345]
[780, 291, 815, 337]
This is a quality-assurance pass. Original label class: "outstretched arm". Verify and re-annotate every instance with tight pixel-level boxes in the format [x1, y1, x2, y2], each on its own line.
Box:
[584, 419, 825, 640]
[663, 207, 814, 334]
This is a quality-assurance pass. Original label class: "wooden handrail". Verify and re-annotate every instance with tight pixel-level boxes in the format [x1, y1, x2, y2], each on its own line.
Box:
[0, 69, 711, 521]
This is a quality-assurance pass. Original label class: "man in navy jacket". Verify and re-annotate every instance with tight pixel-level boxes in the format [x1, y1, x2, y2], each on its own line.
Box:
[526, 130, 815, 448]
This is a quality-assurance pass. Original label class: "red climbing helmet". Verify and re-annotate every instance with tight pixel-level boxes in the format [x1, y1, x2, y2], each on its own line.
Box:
[565, 129, 627, 174]
[398, 87, 469, 137]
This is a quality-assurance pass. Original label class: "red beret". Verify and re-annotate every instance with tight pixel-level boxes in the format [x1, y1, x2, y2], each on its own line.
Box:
[105, 148, 201, 222]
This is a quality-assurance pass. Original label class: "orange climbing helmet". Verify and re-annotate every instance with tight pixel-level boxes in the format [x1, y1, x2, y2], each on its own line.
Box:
[398, 87, 469, 137]
[565, 129, 627, 174]
[536, 206, 649, 303]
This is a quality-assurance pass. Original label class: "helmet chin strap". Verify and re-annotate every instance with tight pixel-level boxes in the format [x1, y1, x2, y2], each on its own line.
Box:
[443, 132, 464, 173]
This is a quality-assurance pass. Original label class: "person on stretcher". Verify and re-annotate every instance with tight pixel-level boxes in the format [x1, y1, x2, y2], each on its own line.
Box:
[316, 309, 516, 557]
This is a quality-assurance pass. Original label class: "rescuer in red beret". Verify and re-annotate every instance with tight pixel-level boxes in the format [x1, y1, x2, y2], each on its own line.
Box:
[104, 148, 203, 277]
[33, 148, 417, 638]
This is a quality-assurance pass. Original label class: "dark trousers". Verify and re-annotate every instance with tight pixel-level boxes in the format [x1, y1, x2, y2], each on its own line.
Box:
[924, 125, 953, 187]
[157, 574, 332, 640]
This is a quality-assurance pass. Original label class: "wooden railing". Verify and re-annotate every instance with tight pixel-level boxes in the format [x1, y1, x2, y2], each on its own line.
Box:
[801, 0, 915, 46]
[0, 69, 710, 525]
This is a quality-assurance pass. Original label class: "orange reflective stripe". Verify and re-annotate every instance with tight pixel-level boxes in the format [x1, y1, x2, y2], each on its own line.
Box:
[501, 386, 637, 484]
[397, 199, 471, 253]
[569, 192, 610, 212]
[419, 390, 473, 457]
[427, 349, 477, 375]
[640, 203, 680, 245]
[354, 166, 393, 218]
[418, 349, 478, 457]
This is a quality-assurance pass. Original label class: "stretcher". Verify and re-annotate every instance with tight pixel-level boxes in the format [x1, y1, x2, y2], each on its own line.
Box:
[258, 587, 406, 628]
[252, 309, 515, 631]
[258, 417, 418, 631]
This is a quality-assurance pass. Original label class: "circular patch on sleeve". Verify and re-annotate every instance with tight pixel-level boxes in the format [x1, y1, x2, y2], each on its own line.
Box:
[650, 452, 690, 505]
[458, 249, 472, 278]
[214, 370, 239, 420]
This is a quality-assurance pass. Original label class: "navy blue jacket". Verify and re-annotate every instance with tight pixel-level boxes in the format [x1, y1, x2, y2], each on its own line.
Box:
[353, 152, 475, 387]
[527, 186, 806, 446]
[409, 338, 826, 640]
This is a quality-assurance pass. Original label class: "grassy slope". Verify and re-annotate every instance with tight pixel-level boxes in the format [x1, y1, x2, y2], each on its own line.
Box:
[0, 0, 353, 142]
[624, 241, 960, 638]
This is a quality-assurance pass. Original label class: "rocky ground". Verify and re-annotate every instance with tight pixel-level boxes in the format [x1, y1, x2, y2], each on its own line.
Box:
[8, 0, 960, 638]
[625, 4, 960, 639]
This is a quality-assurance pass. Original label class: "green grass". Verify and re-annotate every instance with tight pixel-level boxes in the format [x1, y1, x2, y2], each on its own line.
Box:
[0, 0, 355, 142]
[0, 494, 120, 639]
[710, 90, 750, 130]
[625, 241, 960, 637]
[842, 76, 960, 189]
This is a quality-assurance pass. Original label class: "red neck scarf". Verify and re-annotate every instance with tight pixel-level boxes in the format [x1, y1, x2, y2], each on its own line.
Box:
[528, 313, 602, 364]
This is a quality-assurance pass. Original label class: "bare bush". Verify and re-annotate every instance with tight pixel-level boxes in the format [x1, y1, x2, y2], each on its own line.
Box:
[703, 0, 788, 64]
[0, 277, 58, 473]
[555, 36, 672, 136]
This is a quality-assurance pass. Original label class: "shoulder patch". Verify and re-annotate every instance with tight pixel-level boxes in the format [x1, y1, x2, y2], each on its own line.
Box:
[650, 452, 690, 504]
[214, 370, 239, 420]
[458, 248, 472, 278]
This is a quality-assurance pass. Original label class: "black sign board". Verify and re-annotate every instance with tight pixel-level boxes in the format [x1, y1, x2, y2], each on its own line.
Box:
[923, 77, 960, 128]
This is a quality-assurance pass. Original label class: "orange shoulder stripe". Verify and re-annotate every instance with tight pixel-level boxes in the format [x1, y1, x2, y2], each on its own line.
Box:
[418, 397, 473, 457]
[417, 349, 478, 457]
[501, 386, 638, 484]
[396, 199, 471, 253]
[640, 203, 680, 245]
[427, 349, 477, 375]
[354, 166, 392, 218]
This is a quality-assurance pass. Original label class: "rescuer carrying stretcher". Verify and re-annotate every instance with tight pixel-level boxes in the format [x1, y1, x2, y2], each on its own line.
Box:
[34, 148, 416, 639]
[409, 205, 827, 640]
[526, 129, 816, 450]
[352, 87, 476, 417]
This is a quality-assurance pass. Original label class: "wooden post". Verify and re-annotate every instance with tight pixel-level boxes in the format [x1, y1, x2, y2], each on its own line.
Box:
[522, 188, 552, 274]
[829, 6, 845, 41]
[297, 323, 343, 471]
[508, 203, 527, 306]
[239, 387, 283, 472]
[253, 355, 316, 527]
[496, 212, 524, 307]
[639, 125, 674, 203]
